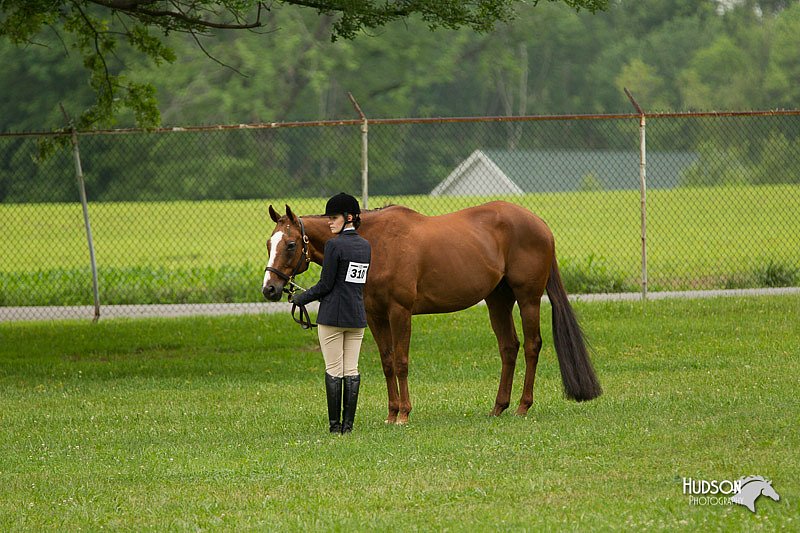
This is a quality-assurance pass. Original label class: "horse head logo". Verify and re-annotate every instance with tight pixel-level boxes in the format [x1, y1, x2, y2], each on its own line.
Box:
[731, 476, 780, 513]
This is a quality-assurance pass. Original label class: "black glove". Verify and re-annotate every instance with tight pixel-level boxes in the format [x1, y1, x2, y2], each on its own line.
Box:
[290, 291, 307, 306]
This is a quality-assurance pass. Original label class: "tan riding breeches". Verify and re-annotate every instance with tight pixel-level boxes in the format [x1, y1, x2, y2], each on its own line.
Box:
[317, 324, 364, 377]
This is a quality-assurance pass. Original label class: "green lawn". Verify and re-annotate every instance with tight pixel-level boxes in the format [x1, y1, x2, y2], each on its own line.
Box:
[1, 184, 799, 305]
[1, 295, 797, 530]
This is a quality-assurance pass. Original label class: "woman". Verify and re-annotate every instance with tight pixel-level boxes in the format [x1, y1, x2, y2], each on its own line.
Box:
[291, 192, 371, 434]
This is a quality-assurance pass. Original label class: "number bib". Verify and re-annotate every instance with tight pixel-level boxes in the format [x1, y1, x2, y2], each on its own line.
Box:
[345, 261, 369, 283]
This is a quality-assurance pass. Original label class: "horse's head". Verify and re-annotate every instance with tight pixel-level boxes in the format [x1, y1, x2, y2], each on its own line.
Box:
[761, 480, 780, 502]
[262, 204, 311, 301]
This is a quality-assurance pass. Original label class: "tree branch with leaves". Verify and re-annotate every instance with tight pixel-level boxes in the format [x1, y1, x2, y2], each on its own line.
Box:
[0, 0, 608, 129]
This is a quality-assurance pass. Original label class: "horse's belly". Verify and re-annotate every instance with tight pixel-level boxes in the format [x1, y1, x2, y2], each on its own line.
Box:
[411, 273, 500, 314]
[411, 296, 484, 315]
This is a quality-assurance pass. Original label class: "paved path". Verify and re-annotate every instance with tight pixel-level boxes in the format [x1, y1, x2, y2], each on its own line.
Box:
[2, 287, 799, 322]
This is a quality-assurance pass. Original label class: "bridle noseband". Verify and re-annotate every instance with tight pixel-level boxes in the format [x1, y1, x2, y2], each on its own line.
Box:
[265, 217, 316, 329]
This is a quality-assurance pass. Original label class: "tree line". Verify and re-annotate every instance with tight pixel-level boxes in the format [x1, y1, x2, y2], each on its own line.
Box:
[2, 0, 800, 202]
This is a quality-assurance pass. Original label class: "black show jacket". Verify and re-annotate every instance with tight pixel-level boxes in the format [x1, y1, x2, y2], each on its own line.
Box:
[292, 229, 371, 328]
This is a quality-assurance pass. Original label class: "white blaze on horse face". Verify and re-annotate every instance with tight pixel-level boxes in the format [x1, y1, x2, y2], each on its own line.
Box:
[263, 230, 284, 288]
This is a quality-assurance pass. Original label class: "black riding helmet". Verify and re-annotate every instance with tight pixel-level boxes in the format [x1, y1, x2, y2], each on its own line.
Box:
[325, 192, 360, 216]
[325, 192, 362, 231]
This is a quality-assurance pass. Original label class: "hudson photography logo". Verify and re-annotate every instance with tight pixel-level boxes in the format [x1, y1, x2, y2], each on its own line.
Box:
[683, 476, 781, 513]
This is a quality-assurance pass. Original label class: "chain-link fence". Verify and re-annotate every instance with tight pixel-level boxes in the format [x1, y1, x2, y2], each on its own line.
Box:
[2, 111, 800, 320]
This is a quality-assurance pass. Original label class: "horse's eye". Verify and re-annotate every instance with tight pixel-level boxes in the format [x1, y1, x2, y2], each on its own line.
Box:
[287, 242, 297, 252]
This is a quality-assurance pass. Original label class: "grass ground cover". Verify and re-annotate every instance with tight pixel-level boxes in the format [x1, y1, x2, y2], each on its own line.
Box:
[0, 295, 797, 530]
[1, 183, 798, 306]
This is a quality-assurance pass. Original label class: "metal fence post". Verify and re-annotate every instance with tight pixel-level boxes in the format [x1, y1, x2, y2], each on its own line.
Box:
[624, 89, 648, 299]
[348, 92, 369, 209]
[61, 106, 101, 320]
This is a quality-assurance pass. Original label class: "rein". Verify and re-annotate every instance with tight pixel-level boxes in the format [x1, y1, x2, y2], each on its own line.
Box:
[265, 217, 317, 329]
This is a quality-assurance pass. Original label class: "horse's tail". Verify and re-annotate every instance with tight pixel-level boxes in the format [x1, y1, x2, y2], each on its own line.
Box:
[546, 255, 602, 401]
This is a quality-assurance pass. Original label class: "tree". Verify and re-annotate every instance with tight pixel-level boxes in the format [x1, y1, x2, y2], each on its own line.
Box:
[764, 3, 800, 108]
[0, 0, 608, 129]
[678, 34, 761, 110]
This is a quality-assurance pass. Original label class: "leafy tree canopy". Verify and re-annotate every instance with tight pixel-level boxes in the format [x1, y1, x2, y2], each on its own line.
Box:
[0, 0, 608, 129]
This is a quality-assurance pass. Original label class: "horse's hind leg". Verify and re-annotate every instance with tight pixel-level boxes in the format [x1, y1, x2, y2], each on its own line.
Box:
[514, 296, 543, 416]
[486, 282, 520, 417]
[367, 313, 400, 424]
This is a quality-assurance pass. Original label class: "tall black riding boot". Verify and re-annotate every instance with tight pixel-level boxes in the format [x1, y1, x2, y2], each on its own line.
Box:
[341, 374, 361, 434]
[325, 373, 343, 433]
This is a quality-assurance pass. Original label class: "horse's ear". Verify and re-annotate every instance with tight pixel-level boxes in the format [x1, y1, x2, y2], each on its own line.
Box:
[268, 204, 280, 223]
[285, 204, 298, 224]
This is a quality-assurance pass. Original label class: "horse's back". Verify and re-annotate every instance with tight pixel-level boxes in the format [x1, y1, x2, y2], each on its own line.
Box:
[361, 202, 555, 314]
[442, 201, 555, 256]
[451, 200, 551, 229]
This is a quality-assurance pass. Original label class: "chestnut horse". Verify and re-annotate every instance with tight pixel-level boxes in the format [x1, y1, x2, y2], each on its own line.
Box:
[262, 201, 601, 424]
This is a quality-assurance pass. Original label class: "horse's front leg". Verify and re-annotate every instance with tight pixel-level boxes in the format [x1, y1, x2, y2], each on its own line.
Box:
[389, 305, 413, 425]
[367, 314, 400, 423]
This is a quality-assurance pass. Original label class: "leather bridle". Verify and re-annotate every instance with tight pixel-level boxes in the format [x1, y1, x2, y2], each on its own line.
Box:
[264, 217, 316, 329]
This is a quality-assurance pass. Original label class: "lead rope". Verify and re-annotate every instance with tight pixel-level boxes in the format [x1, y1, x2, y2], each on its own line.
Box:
[291, 301, 316, 330]
[286, 282, 317, 330]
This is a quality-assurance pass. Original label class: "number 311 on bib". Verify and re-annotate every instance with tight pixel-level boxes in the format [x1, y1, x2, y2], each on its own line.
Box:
[346, 262, 369, 283]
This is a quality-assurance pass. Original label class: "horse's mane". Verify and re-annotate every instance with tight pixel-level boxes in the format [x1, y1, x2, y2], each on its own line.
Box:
[739, 476, 768, 486]
[365, 204, 417, 214]
[303, 204, 407, 218]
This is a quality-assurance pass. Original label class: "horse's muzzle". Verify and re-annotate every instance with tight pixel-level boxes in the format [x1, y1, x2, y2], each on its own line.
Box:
[262, 283, 284, 302]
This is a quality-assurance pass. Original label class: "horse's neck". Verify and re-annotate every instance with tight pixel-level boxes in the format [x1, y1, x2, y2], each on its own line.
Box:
[302, 208, 403, 263]
[303, 217, 334, 264]
[744, 482, 765, 495]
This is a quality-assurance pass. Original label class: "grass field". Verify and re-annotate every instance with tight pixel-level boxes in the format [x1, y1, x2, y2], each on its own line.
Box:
[1, 295, 797, 530]
[1, 183, 799, 306]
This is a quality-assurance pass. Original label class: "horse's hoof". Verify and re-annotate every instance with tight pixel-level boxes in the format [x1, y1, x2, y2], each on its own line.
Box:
[396, 414, 409, 425]
[514, 406, 530, 417]
[385, 413, 398, 424]
[489, 404, 508, 417]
